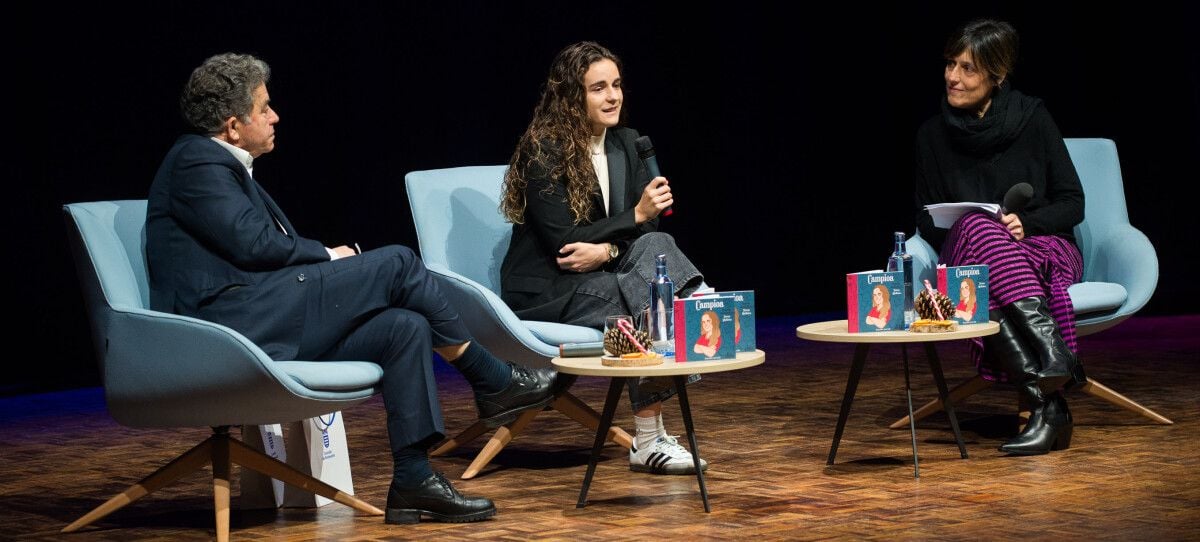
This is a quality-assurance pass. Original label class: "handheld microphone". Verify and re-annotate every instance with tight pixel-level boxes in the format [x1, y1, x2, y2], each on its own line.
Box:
[1001, 182, 1034, 214]
[634, 135, 673, 217]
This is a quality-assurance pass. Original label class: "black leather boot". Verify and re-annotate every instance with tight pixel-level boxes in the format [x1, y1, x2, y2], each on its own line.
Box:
[986, 309, 1074, 455]
[385, 472, 496, 524]
[982, 309, 1036, 379]
[999, 390, 1074, 455]
[1002, 296, 1086, 393]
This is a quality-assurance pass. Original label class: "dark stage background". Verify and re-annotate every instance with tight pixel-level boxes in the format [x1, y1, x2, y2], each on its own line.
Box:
[11, 2, 1198, 394]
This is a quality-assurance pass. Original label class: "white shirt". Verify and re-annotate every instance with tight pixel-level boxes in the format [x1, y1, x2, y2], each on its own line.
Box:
[589, 129, 610, 216]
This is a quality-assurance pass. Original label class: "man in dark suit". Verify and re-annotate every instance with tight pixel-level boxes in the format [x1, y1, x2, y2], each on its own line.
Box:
[147, 53, 558, 525]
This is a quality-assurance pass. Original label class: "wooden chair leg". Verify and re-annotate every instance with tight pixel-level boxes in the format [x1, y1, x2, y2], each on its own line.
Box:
[552, 392, 634, 449]
[445, 391, 633, 480]
[64, 431, 384, 537]
[890, 375, 993, 429]
[227, 438, 383, 515]
[433, 390, 633, 458]
[460, 408, 542, 479]
[430, 421, 490, 457]
[1079, 378, 1174, 424]
[62, 438, 214, 532]
[213, 434, 231, 542]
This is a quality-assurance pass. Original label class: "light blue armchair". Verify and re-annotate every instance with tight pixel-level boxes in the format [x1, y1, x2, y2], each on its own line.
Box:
[62, 201, 385, 540]
[405, 166, 632, 479]
[895, 138, 1172, 427]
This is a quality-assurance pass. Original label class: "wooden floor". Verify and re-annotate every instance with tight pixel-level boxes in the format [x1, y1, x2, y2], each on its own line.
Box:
[4, 315, 1198, 541]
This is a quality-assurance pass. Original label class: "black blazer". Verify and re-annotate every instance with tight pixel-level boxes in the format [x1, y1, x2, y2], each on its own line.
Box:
[500, 126, 657, 322]
[146, 135, 330, 359]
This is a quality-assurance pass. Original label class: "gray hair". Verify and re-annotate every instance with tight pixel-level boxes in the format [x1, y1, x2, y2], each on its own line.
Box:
[180, 53, 271, 135]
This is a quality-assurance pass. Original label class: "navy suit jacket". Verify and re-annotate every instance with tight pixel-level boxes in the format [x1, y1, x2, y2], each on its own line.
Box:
[146, 135, 330, 359]
[500, 126, 658, 321]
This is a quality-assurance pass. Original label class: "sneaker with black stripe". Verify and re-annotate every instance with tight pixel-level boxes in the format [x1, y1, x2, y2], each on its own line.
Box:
[629, 435, 709, 475]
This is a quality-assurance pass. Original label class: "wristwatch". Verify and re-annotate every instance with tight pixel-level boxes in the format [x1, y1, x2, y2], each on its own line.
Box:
[607, 243, 619, 261]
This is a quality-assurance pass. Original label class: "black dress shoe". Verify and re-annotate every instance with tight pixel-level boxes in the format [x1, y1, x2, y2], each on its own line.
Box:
[474, 363, 560, 427]
[385, 473, 496, 524]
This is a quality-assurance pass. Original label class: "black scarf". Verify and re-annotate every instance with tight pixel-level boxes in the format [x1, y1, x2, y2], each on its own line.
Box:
[941, 82, 1043, 156]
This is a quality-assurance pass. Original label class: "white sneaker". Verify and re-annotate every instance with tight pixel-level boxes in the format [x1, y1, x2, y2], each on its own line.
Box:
[629, 435, 709, 475]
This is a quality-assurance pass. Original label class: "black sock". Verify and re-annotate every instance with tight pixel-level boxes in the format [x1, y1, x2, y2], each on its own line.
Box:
[391, 444, 434, 490]
[452, 342, 511, 394]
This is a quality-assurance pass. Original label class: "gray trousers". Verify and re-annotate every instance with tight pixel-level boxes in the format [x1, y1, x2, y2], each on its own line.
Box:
[558, 232, 703, 410]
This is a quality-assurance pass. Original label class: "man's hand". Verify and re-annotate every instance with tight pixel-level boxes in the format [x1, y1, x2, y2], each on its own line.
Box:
[556, 242, 609, 273]
[331, 245, 357, 258]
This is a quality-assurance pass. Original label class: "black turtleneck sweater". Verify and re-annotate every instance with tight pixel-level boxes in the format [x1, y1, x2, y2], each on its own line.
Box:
[913, 86, 1084, 253]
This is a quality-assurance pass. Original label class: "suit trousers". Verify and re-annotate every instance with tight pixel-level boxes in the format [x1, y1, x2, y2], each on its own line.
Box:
[296, 245, 473, 452]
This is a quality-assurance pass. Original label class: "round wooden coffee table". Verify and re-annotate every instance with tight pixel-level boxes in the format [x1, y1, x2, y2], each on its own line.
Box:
[552, 350, 765, 512]
[796, 320, 998, 477]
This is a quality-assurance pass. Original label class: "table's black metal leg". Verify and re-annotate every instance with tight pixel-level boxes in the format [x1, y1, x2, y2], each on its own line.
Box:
[828, 344, 870, 465]
[577, 377, 626, 508]
[674, 375, 710, 513]
[924, 344, 968, 459]
[902, 344, 920, 478]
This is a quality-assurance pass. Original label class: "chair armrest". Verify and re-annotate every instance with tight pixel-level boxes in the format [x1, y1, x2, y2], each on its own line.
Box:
[1083, 224, 1159, 317]
[424, 263, 560, 365]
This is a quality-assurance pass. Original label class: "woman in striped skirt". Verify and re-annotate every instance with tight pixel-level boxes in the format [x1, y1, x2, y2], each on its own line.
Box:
[913, 19, 1086, 455]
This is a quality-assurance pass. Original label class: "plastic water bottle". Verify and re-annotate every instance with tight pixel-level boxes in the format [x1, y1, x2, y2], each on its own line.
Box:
[888, 232, 915, 327]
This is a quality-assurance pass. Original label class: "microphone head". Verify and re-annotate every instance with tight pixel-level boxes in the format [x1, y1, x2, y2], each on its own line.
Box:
[635, 135, 656, 160]
[1003, 182, 1034, 212]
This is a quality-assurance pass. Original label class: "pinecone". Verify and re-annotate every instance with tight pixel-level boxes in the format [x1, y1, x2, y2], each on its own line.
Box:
[604, 327, 652, 356]
[915, 289, 954, 321]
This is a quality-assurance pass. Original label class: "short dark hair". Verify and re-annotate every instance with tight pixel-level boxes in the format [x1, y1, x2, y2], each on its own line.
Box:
[179, 53, 271, 135]
[944, 19, 1019, 83]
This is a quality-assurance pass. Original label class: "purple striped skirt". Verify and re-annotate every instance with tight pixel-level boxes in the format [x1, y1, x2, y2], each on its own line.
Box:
[941, 212, 1083, 381]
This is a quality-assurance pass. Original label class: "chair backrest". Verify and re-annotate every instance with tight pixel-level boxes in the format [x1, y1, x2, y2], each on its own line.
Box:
[404, 165, 510, 292]
[1064, 138, 1129, 284]
[63, 200, 151, 369]
[64, 200, 150, 310]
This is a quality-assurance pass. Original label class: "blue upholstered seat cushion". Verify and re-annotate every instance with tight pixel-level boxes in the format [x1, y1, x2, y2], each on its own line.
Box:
[1069, 281, 1128, 315]
[524, 321, 603, 345]
[275, 361, 384, 392]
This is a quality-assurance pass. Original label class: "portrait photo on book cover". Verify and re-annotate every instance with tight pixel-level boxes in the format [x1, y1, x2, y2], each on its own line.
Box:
[955, 277, 978, 322]
[864, 284, 892, 330]
[693, 310, 722, 358]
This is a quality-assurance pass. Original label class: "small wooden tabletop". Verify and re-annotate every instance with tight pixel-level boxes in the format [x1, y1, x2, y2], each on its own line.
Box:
[552, 349, 765, 377]
[796, 320, 998, 344]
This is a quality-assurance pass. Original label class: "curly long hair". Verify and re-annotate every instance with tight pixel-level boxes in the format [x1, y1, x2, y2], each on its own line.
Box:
[501, 41, 624, 224]
[873, 285, 892, 318]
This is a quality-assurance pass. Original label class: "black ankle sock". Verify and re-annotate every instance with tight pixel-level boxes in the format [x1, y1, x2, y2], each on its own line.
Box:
[452, 342, 511, 394]
[391, 445, 434, 490]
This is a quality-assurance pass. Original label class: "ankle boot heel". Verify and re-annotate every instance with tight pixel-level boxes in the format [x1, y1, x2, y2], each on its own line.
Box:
[1052, 424, 1073, 451]
[385, 508, 421, 524]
